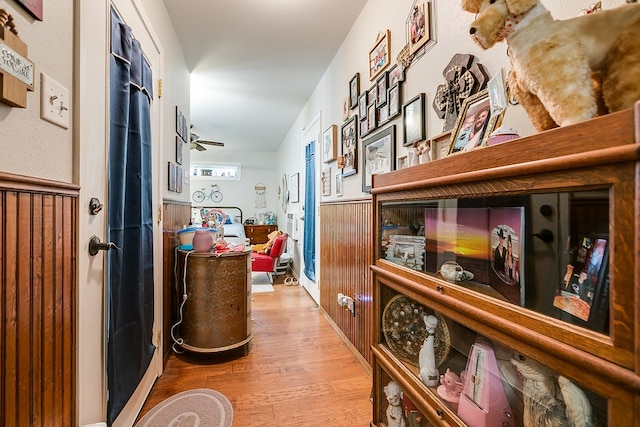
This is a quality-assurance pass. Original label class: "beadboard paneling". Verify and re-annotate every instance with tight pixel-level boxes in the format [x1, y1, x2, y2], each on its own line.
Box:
[161, 200, 192, 364]
[320, 200, 373, 368]
[0, 175, 78, 426]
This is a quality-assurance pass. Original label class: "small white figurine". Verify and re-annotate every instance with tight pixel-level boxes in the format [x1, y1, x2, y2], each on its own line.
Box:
[419, 315, 439, 387]
[384, 381, 406, 427]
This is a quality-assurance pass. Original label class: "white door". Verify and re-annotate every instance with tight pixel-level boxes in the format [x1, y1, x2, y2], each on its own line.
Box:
[76, 1, 163, 425]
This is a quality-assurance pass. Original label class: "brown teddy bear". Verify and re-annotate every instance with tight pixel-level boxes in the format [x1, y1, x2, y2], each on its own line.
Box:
[462, 0, 640, 131]
[251, 230, 282, 254]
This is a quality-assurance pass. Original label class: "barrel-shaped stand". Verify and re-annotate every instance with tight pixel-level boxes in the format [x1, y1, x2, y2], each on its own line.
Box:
[177, 248, 252, 353]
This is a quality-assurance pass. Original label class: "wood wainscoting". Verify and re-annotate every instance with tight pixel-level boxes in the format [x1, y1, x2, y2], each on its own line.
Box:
[161, 200, 192, 364]
[319, 199, 373, 370]
[0, 173, 78, 426]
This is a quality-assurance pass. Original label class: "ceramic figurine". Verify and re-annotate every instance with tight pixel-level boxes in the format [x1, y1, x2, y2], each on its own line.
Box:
[437, 368, 463, 409]
[384, 381, 406, 427]
[419, 315, 439, 387]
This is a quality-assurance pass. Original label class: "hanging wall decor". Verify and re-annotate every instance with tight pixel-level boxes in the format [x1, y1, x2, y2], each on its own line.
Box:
[0, 10, 34, 107]
[432, 53, 489, 132]
[369, 30, 390, 81]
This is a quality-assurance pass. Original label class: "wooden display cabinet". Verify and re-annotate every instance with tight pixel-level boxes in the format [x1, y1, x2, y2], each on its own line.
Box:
[370, 106, 640, 426]
[244, 224, 278, 245]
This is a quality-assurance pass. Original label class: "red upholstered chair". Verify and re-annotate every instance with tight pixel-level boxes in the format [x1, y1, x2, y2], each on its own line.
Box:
[251, 233, 288, 283]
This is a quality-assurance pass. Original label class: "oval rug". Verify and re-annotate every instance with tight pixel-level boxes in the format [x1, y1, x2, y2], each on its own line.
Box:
[136, 388, 233, 427]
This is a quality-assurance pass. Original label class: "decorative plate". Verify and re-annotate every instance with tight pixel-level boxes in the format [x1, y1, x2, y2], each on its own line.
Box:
[382, 295, 451, 368]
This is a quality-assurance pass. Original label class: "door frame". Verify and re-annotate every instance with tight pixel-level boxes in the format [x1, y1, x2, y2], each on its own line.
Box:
[75, 0, 164, 424]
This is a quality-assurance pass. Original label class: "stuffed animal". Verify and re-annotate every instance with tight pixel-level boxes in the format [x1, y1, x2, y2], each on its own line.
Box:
[462, 0, 640, 131]
[251, 230, 282, 254]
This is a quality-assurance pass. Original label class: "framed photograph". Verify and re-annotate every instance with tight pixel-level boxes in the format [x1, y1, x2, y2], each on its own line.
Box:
[378, 103, 389, 125]
[384, 235, 426, 271]
[367, 84, 377, 106]
[376, 72, 388, 105]
[321, 168, 331, 196]
[489, 207, 525, 306]
[488, 68, 508, 117]
[553, 235, 609, 332]
[402, 93, 426, 147]
[335, 172, 343, 196]
[322, 124, 338, 163]
[168, 162, 177, 192]
[175, 136, 183, 165]
[369, 29, 391, 81]
[408, 1, 431, 55]
[349, 73, 360, 110]
[176, 165, 183, 193]
[358, 92, 367, 118]
[388, 83, 401, 119]
[175, 106, 188, 143]
[290, 172, 300, 203]
[388, 64, 405, 86]
[340, 115, 358, 177]
[430, 130, 453, 160]
[397, 155, 408, 170]
[362, 125, 396, 192]
[14, 0, 43, 20]
[360, 117, 369, 137]
[448, 89, 504, 155]
[367, 103, 377, 133]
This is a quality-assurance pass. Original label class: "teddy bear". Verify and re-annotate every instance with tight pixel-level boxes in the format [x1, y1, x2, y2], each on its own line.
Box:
[462, 0, 640, 131]
[251, 230, 282, 254]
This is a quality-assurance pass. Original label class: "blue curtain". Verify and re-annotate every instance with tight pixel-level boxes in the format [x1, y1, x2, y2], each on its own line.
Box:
[107, 7, 155, 424]
[303, 141, 316, 281]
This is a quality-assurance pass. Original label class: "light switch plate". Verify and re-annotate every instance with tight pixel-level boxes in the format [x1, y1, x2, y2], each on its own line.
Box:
[40, 73, 70, 129]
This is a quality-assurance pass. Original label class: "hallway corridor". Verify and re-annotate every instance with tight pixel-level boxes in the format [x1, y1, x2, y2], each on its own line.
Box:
[138, 281, 373, 426]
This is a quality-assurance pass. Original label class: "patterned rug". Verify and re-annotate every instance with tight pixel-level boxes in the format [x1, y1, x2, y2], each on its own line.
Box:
[136, 389, 233, 427]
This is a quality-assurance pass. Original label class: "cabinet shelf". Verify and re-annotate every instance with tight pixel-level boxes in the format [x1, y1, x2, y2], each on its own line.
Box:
[370, 106, 640, 426]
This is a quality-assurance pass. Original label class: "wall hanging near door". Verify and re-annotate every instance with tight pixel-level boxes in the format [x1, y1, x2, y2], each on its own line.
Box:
[254, 183, 266, 209]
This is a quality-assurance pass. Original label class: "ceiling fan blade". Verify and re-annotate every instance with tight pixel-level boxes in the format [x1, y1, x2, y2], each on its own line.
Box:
[198, 140, 225, 147]
[190, 141, 207, 151]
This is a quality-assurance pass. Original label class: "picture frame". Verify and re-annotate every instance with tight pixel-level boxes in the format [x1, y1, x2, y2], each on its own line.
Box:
[402, 93, 426, 147]
[358, 92, 367, 118]
[369, 29, 391, 81]
[175, 136, 183, 165]
[376, 72, 388, 106]
[407, 1, 431, 55]
[488, 68, 508, 117]
[367, 103, 377, 134]
[448, 89, 504, 155]
[176, 165, 183, 193]
[553, 234, 610, 332]
[340, 115, 358, 177]
[360, 116, 369, 137]
[322, 124, 338, 163]
[367, 84, 377, 106]
[387, 83, 402, 120]
[168, 162, 177, 192]
[397, 155, 408, 170]
[362, 125, 396, 192]
[378, 103, 389, 125]
[321, 168, 331, 196]
[388, 64, 405, 86]
[290, 172, 300, 203]
[335, 172, 343, 196]
[14, 0, 43, 21]
[175, 106, 188, 143]
[349, 73, 360, 110]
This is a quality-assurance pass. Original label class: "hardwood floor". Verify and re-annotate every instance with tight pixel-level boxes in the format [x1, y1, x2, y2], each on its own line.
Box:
[138, 280, 373, 426]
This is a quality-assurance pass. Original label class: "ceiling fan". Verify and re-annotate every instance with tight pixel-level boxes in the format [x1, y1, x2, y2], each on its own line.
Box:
[190, 128, 224, 151]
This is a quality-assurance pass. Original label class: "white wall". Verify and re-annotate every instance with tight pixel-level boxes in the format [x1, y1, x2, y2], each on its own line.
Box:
[0, 0, 74, 182]
[277, 0, 629, 281]
[190, 148, 280, 223]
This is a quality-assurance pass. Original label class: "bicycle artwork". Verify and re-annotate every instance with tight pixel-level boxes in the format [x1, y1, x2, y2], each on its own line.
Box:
[192, 184, 223, 203]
